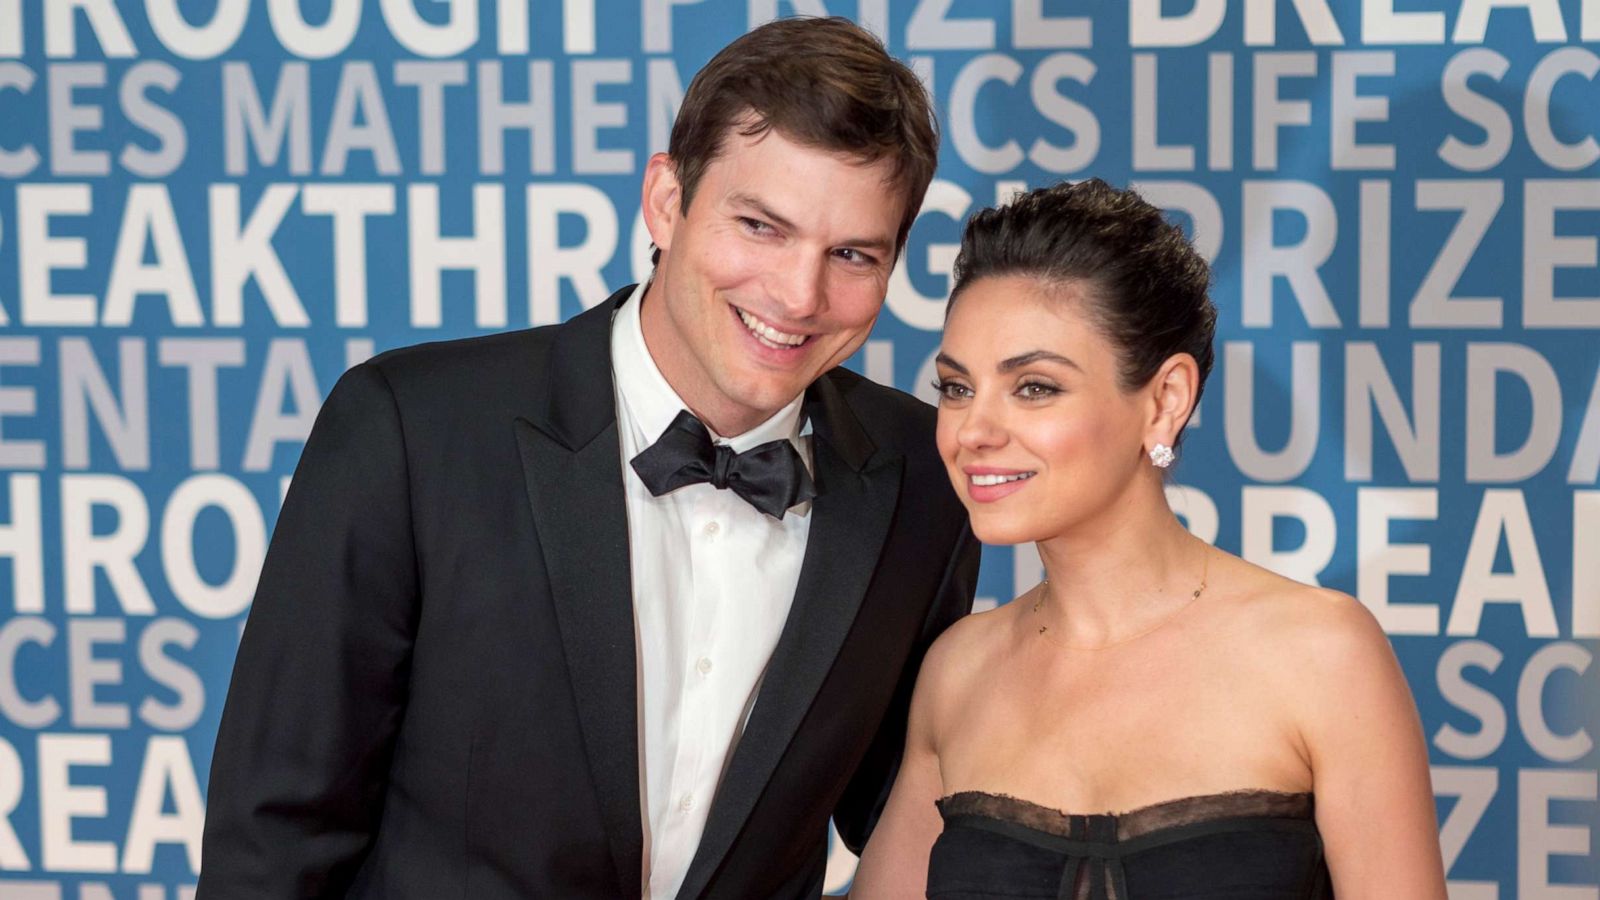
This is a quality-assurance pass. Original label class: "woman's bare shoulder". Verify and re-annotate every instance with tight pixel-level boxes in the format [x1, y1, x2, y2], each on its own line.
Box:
[914, 599, 1023, 714]
[1214, 555, 1380, 640]
[924, 600, 1015, 678]
[1210, 554, 1401, 697]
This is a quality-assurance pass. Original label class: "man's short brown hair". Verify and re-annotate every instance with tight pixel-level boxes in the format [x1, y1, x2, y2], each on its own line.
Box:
[666, 17, 939, 258]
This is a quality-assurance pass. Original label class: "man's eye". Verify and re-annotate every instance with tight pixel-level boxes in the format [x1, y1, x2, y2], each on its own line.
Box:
[740, 217, 774, 234]
[835, 248, 877, 266]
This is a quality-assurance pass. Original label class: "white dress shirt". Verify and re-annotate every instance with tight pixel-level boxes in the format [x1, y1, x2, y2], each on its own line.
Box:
[610, 285, 814, 899]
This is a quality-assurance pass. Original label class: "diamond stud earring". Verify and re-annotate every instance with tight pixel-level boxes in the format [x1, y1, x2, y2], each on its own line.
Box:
[1149, 443, 1175, 468]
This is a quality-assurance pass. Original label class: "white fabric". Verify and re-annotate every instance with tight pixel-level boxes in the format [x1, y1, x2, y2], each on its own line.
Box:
[610, 285, 814, 899]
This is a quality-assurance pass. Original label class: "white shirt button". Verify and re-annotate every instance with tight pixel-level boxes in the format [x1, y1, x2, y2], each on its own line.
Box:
[678, 794, 694, 812]
[703, 520, 720, 536]
[696, 656, 713, 675]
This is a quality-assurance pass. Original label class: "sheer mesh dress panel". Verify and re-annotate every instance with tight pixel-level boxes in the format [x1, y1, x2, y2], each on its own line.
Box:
[927, 790, 1333, 899]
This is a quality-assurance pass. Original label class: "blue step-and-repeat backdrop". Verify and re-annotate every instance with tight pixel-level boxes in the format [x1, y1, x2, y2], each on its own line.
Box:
[0, 0, 1597, 896]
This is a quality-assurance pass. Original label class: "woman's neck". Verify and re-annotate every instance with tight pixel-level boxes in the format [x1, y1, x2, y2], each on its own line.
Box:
[1032, 486, 1209, 648]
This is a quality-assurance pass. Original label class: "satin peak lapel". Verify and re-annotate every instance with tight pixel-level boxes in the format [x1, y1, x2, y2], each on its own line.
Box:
[677, 374, 903, 899]
[514, 290, 643, 895]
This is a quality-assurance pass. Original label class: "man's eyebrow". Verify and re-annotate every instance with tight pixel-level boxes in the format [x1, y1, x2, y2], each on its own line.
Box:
[844, 234, 896, 254]
[999, 350, 1081, 373]
[729, 192, 797, 233]
[729, 192, 894, 254]
[934, 352, 968, 375]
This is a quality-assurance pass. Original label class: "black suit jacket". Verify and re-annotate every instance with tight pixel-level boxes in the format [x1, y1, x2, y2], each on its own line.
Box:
[198, 287, 978, 898]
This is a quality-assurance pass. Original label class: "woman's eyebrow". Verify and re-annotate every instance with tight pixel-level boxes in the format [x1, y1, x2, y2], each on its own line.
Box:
[999, 350, 1081, 373]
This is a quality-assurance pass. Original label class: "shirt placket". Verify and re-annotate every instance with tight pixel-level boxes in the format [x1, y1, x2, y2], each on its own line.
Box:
[660, 489, 729, 868]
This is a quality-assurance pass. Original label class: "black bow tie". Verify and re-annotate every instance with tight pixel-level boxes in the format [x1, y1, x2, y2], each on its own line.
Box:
[630, 410, 817, 520]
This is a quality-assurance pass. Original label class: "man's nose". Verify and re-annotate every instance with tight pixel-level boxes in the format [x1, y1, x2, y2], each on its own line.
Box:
[769, 253, 828, 319]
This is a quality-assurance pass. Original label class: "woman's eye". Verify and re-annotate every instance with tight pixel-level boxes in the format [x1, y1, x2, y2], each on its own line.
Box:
[931, 379, 972, 401]
[1017, 382, 1059, 399]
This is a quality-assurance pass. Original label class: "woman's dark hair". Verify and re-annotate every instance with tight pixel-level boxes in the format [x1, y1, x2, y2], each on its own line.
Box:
[950, 179, 1217, 419]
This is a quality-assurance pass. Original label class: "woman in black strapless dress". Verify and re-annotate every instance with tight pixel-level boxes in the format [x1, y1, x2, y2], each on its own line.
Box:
[849, 181, 1446, 900]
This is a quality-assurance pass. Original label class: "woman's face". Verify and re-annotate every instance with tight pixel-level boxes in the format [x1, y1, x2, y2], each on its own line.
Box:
[934, 275, 1151, 546]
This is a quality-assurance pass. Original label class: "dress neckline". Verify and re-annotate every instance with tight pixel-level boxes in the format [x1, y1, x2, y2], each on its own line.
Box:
[937, 788, 1314, 842]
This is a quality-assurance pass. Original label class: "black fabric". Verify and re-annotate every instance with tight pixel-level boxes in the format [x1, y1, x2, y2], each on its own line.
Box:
[927, 791, 1333, 900]
[630, 408, 817, 518]
[196, 286, 980, 899]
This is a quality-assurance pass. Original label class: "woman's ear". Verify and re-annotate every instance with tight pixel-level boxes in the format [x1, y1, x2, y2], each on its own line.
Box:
[1145, 353, 1200, 452]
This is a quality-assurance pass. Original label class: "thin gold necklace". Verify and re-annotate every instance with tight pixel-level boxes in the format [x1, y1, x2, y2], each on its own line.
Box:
[1031, 548, 1211, 651]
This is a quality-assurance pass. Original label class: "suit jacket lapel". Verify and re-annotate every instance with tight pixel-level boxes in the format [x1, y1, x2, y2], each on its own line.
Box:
[513, 288, 643, 894]
[677, 374, 904, 900]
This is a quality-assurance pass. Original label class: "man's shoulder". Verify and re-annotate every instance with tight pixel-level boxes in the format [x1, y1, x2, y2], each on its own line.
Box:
[361, 293, 622, 407]
[309, 327, 570, 437]
[365, 326, 558, 388]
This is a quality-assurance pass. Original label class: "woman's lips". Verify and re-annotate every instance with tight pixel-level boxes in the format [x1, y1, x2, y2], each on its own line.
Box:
[964, 469, 1036, 503]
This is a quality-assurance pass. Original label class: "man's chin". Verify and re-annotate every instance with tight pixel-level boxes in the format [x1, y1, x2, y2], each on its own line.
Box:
[736, 383, 811, 413]
[725, 362, 821, 399]
[715, 377, 815, 423]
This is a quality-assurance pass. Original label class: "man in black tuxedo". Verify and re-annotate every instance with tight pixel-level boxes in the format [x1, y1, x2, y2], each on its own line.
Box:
[198, 17, 977, 899]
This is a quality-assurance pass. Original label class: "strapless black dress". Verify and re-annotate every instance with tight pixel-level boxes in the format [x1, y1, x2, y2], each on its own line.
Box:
[927, 790, 1332, 899]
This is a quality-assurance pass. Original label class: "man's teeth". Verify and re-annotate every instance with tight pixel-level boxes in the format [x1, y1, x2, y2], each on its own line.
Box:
[738, 309, 807, 348]
[971, 473, 1034, 486]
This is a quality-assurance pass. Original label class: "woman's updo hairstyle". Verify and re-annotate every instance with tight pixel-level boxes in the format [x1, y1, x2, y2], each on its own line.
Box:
[949, 179, 1217, 421]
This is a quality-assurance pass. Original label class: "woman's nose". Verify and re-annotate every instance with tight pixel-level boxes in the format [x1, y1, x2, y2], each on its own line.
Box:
[955, 398, 1008, 452]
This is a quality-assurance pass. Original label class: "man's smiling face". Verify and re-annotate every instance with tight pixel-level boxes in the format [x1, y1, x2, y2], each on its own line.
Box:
[639, 126, 906, 436]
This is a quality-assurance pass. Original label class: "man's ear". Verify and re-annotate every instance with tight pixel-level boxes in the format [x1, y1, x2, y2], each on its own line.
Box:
[642, 153, 682, 255]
